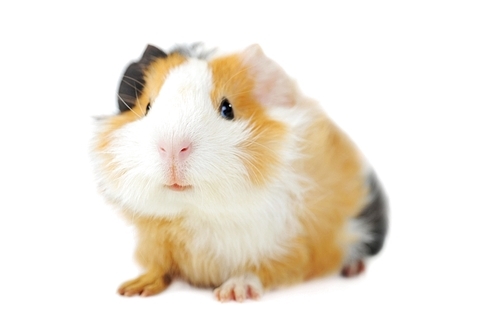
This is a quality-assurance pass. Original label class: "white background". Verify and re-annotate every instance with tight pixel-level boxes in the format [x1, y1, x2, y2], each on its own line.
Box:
[1, 1, 499, 332]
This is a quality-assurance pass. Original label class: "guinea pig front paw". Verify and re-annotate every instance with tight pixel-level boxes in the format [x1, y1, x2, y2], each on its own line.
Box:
[214, 274, 263, 302]
[117, 271, 171, 297]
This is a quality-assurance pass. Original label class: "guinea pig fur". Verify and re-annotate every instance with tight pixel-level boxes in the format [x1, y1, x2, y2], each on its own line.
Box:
[91, 43, 388, 302]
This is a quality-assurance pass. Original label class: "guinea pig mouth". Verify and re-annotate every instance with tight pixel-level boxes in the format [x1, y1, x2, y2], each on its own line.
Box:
[165, 184, 192, 192]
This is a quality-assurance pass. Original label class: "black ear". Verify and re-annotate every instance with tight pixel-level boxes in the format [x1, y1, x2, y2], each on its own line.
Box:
[141, 44, 168, 63]
[117, 45, 168, 112]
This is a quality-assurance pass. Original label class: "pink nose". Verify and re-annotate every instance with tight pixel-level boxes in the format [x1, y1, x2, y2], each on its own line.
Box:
[159, 140, 192, 161]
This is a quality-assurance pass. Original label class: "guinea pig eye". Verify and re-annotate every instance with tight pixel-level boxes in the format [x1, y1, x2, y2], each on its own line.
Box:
[145, 102, 151, 115]
[219, 98, 234, 120]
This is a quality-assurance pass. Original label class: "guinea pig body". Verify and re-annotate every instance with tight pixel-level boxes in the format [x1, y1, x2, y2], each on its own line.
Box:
[91, 44, 388, 301]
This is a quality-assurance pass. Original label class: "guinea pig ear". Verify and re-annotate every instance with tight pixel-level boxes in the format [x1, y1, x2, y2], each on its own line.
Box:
[141, 44, 168, 63]
[117, 45, 168, 112]
[241, 44, 297, 108]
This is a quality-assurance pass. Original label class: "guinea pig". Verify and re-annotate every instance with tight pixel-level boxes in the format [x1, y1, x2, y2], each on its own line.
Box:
[91, 43, 388, 302]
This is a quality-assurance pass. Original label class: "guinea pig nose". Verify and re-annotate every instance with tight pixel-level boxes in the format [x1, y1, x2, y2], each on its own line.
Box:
[158, 139, 192, 161]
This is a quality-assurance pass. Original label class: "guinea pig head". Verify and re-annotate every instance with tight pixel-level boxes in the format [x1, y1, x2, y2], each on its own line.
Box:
[93, 44, 296, 217]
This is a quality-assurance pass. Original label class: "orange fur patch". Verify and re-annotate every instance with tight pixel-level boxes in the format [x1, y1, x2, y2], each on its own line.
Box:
[209, 54, 287, 185]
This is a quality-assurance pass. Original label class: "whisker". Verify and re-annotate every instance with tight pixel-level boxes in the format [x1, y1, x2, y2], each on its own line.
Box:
[122, 75, 146, 87]
[134, 84, 145, 116]
[241, 137, 276, 155]
[117, 94, 141, 118]
[233, 150, 266, 182]
[120, 79, 143, 94]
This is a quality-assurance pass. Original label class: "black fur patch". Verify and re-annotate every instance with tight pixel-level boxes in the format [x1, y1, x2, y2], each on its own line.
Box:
[117, 45, 168, 112]
[357, 173, 388, 256]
